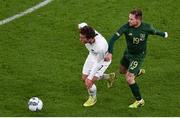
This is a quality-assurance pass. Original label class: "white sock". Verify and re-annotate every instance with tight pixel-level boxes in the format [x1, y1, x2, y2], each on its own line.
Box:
[88, 84, 96, 98]
[97, 73, 110, 80]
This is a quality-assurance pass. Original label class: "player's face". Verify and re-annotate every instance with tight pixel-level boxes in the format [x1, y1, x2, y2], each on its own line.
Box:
[128, 14, 139, 27]
[80, 34, 89, 44]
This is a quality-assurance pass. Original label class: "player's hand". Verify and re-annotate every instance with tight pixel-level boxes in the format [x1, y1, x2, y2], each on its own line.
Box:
[104, 53, 112, 61]
[85, 78, 93, 89]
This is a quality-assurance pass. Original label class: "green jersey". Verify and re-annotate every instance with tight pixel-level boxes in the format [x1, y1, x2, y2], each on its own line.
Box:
[108, 22, 165, 55]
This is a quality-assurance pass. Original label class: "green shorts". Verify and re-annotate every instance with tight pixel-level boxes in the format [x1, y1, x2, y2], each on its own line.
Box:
[120, 50, 145, 75]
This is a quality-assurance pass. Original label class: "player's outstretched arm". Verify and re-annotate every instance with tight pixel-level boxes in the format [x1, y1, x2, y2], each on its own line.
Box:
[148, 25, 168, 38]
[108, 24, 128, 54]
[104, 34, 119, 62]
[108, 34, 120, 54]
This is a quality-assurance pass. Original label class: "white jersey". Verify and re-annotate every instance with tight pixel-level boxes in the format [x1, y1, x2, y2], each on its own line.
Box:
[85, 31, 108, 62]
[83, 30, 111, 80]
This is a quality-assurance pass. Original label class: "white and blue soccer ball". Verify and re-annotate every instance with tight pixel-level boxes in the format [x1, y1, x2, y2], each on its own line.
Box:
[28, 97, 43, 112]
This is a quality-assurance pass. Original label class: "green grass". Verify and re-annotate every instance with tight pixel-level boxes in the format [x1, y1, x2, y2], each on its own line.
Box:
[0, 0, 42, 19]
[0, 0, 180, 116]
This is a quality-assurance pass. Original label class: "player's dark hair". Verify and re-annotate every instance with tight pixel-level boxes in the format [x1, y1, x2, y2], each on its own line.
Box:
[130, 8, 142, 20]
[80, 26, 96, 39]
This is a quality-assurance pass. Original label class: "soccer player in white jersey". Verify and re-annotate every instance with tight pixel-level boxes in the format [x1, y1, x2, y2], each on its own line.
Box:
[78, 23, 116, 107]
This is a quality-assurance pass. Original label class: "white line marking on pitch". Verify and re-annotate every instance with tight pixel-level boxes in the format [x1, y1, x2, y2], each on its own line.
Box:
[0, 0, 53, 26]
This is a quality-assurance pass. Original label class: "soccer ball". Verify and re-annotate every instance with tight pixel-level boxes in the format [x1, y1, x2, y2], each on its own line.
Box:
[28, 97, 43, 111]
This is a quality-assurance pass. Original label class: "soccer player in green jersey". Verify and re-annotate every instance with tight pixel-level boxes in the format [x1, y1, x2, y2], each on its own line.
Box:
[104, 8, 168, 108]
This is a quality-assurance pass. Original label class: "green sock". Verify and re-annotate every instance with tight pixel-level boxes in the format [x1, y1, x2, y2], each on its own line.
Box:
[129, 83, 142, 101]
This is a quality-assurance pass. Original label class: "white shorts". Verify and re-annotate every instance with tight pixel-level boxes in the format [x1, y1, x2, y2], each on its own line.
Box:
[82, 54, 111, 78]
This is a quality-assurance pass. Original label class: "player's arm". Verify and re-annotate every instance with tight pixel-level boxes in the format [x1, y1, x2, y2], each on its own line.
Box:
[148, 25, 168, 38]
[108, 26, 125, 54]
[105, 24, 127, 61]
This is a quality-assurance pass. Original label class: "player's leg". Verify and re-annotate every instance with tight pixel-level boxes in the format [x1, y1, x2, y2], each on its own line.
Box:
[95, 60, 116, 88]
[82, 74, 96, 99]
[126, 59, 145, 108]
[82, 53, 96, 82]
[136, 55, 146, 78]
[82, 54, 97, 107]
[83, 76, 98, 107]
[119, 50, 130, 74]
[119, 65, 128, 74]
[96, 60, 112, 80]
[106, 72, 116, 88]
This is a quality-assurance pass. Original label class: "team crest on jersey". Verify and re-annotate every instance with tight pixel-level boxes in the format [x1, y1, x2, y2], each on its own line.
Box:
[140, 33, 145, 41]
[91, 49, 98, 55]
[91, 49, 94, 52]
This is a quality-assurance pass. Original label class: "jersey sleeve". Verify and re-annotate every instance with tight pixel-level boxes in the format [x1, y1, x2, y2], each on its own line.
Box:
[148, 25, 166, 37]
[108, 24, 128, 54]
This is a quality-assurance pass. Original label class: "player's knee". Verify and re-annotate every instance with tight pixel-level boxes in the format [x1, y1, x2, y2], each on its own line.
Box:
[125, 72, 135, 84]
[85, 78, 94, 88]
[126, 77, 134, 84]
